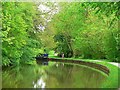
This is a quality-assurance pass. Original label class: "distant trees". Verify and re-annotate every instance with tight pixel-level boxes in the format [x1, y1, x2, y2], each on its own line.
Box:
[2, 2, 119, 67]
[49, 2, 119, 62]
[35, 2, 58, 52]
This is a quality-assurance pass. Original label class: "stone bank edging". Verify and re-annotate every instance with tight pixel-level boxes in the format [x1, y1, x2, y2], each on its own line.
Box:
[49, 58, 110, 75]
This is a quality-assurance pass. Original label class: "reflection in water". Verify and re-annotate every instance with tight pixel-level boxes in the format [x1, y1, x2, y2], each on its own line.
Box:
[2, 62, 107, 88]
[33, 77, 45, 88]
[55, 63, 59, 67]
[55, 62, 64, 67]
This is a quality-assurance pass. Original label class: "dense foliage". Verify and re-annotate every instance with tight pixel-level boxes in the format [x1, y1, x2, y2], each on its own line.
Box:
[1, 2, 119, 67]
[2, 2, 41, 66]
[48, 2, 119, 62]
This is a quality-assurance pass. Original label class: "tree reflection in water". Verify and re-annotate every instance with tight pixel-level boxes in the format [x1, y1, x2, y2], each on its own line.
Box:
[2, 62, 107, 88]
[33, 77, 45, 88]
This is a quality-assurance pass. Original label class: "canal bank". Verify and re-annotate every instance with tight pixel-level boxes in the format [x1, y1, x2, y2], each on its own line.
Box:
[47, 56, 120, 88]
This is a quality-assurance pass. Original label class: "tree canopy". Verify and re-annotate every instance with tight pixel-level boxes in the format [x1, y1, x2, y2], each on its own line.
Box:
[1, 2, 120, 67]
[48, 2, 119, 61]
[2, 2, 42, 66]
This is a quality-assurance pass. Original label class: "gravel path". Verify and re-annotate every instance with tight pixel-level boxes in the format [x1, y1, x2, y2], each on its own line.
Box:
[108, 62, 120, 68]
[89, 60, 120, 68]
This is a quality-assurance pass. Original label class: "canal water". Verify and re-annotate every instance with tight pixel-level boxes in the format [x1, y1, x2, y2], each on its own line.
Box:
[2, 62, 107, 88]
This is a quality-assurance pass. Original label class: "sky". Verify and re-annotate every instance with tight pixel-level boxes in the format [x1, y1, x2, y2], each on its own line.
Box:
[37, 2, 59, 32]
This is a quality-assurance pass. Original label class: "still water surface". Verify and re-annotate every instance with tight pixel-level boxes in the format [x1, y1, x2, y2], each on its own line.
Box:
[2, 62, 107, 88]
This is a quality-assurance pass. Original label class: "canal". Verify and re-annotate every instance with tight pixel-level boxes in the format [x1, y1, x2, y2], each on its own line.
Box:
[2, 62, 107, 88]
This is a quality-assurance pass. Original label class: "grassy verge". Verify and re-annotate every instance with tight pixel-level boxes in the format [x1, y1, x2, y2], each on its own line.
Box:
[49, 56, 120, 88]
[89, 61, 120, 88]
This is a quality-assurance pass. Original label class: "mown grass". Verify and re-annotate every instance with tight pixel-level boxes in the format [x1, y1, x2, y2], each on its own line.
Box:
[88, 61, 119, 88]
[48, 56, 120, 88]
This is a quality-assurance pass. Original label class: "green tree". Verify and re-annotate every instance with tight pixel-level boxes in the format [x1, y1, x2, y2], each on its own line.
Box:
[2, 2, 41, 66]
[49, 2, 119, 62]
